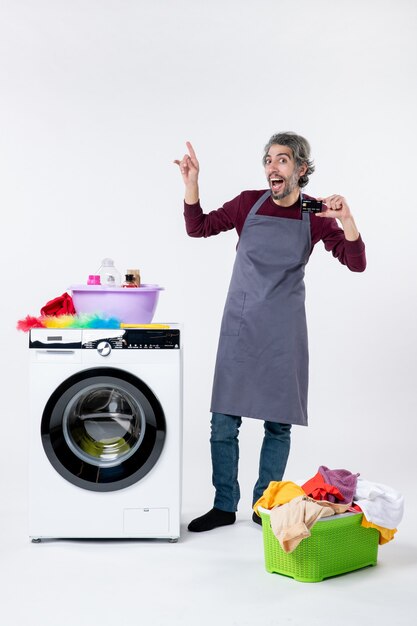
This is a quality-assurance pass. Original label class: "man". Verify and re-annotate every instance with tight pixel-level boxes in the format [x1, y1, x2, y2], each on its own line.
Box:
[175, 132, 366, 532]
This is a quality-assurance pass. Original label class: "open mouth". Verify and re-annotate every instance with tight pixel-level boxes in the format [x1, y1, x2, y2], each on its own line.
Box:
[270, 177, 285, 191]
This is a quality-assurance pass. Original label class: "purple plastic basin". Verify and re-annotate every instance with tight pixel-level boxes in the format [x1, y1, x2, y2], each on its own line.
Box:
[70, 284, 164, 323]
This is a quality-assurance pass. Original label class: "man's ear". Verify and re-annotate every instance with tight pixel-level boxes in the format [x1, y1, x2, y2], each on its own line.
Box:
[299, 163, 308, 177]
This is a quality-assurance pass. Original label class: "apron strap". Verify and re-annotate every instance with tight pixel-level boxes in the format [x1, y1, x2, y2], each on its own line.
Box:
[248, 190, 271, 216]
[301, 205, 310, 222]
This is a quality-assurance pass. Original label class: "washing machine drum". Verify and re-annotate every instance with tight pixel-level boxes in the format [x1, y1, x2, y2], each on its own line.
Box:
[41, 368, 166, 491]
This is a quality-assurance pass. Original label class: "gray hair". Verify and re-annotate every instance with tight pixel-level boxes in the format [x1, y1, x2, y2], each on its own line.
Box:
[263, 132, 315, 188]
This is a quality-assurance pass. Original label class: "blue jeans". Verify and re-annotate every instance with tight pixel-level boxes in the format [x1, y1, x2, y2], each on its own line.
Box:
[210, 412, 292, 512]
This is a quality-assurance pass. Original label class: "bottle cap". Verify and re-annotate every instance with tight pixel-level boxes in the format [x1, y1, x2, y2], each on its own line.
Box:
[101, 258, 114, 267]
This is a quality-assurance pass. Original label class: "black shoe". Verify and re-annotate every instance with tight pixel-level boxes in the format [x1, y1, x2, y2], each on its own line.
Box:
[188, 508, 236, 532]
[252, 511, 262, 526]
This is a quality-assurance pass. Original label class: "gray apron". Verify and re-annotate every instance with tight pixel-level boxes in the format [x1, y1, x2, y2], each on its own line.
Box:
[210, 191, 311, 425]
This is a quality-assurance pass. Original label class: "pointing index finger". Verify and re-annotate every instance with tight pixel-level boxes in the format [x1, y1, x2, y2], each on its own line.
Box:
[186, 141, 197, 159]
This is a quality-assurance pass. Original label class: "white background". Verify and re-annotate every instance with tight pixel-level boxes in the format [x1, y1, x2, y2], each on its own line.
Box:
[0, 1, 416, 622]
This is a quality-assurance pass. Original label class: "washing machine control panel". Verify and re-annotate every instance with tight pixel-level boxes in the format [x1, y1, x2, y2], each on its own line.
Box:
[82, 329, 180, 350]
[29, 328, 181, 350]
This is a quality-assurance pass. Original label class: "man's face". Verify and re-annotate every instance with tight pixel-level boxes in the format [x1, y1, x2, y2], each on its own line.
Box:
[264, 144, 304, 201]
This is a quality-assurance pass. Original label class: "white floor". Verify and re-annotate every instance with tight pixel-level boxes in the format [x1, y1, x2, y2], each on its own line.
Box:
[1, 492, 416, 626]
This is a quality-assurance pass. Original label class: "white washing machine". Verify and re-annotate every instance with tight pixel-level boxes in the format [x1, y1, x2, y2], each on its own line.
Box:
[28, 326, 182, 541]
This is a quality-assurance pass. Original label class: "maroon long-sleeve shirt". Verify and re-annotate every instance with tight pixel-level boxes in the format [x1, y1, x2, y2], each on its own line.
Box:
[184, 190, 366, 272]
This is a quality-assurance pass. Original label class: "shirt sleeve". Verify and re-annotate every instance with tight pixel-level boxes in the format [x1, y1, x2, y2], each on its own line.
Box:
[320, 218, 367, 272]
[183, 194, 241, 238]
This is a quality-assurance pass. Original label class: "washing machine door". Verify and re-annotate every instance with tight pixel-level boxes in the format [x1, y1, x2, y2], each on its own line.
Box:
[41, 368, 166, 491]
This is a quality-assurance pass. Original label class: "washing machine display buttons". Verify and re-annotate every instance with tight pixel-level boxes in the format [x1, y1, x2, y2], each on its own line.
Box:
[123, 330, 180, 349]
[81, 330, 180, 350]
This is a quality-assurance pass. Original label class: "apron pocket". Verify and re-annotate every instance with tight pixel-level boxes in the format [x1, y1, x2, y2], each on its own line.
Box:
[220, 290, 246, 336]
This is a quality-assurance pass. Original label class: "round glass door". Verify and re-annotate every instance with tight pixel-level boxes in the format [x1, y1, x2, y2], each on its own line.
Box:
[41, 368, 166, 491]
[62, 384, 146, 467]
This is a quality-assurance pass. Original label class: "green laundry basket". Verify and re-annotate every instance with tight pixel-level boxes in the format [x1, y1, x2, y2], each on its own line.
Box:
[259, 508, 379, 582]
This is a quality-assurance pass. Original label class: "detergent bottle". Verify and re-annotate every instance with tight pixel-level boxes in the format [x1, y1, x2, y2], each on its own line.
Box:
[97, 258, 122, 287]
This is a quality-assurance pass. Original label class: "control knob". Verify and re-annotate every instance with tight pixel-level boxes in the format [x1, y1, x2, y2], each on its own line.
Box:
[97, 341, 112, 357]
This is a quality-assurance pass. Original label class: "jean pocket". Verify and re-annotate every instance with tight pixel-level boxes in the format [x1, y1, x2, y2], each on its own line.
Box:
[220, 290, 246, 336]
